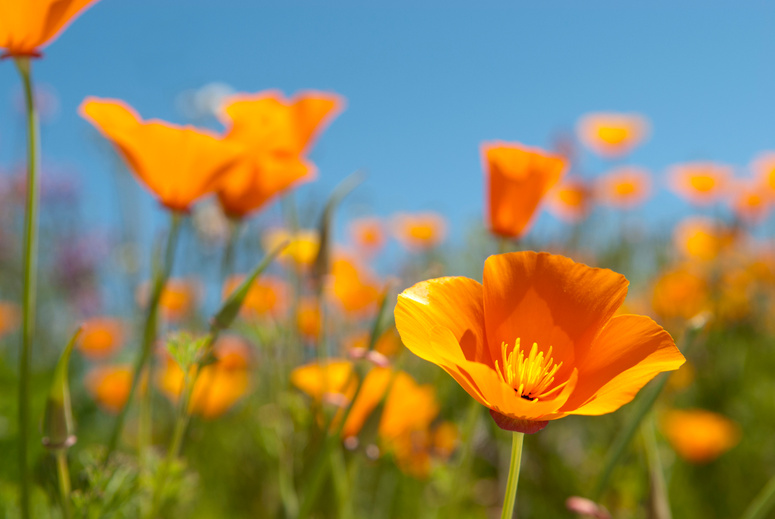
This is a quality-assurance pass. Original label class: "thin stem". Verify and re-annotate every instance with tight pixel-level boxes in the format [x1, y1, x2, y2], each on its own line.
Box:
[220, 218, 241, 282]
[642, 415, 671, 519]
[104, 213, 183, 464]
[55, 451, 71, 519]
[741, 475, 775, 519]
[500, 432, 525, 519]
[15, 56, 39, 519]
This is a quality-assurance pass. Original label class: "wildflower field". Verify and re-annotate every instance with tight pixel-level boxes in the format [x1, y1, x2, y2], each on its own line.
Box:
[1, 2, 775, 518]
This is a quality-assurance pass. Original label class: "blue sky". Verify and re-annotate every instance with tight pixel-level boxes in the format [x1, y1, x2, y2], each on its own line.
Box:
[2, 1, 775, 249]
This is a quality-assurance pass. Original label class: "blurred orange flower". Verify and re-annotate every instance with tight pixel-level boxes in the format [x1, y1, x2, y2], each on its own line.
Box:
[751, 152, 775, 195]
[349, 217, 386, 255]
[297, 298, 322, 341]
[77, 317, 125, 360]
[651, 266, 710, 323]
[0, 0, 100, 58]
[216, 90, 343, 218]
[391, 212, 447, 251]
[395, 252, 684, 433]
[595, 167, 652, 209]
[482, 142, 566, 239]
[137, 278, 200, 323]
[345, 327, 403, 358]
[328, 254, 382, 315]
[661, 409, 740, 464]
[222, 274, 288, 320]
[667, 162, 732, 206]
[158, 336, 252, 419]
[577, 113, 649, 158]
[729, 180, 771, 225]
[0, 301, 20, 339]
[673, 217, 735, 262]
[86, 365, 133, 414]
[291, 359, 356, 405]
[80, 97, 243, 212]
[546, 178, 592, 224]
[263, 228, 320, 268]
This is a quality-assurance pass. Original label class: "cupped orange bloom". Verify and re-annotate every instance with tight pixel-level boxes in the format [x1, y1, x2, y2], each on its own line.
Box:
[158, 336, 252, 419]
[546, 178, 592, 224]
[395, 251, 685, 433]
[79, 98, 243, 212]
[661, 409, 740, 463]
[328, 254, 383, 315]
[391, 212, 447, 251]
[216, 90, 344, 218]
[482, 142, 566, 238]
[577, 113, 649, 158]
[651, 266, 710, 323]
[729, 180, 772, 225]
[0, 301, 20, 339]
[222, 274, 288, 320]
[595, 166, 652, 209]
[85, 365, 133, 414]
[262, 228, 320, 268]
[673, 217, 736, 262]
[349, 217, 386, 255]
[77, 317, 125, 360]
[667, 162, 732, 206]
[0, 0, 99, 58]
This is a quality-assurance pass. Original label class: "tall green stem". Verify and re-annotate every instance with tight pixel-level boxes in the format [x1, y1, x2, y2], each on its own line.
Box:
[220, 218, 241, 282]
[104, 213, 183, 463]
[500, 432, 524, 519]
[15, 56, 39, 519]
[741, 475, 775, 519]
[55, 451, 71, 519]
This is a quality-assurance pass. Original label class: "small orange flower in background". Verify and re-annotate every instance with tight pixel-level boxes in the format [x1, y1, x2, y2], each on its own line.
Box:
[667, 162, 732, 206]
[137, 278, 200, 323]
[80, 98, 243, 212]
[546, 178, 592, 224]
[729, 180, 772, 225]
[216, 90, 344, 218]
[595, 166, 652, 209]
[661, 409, 740, 464]
[291, 359, 357, 405]
[673, 217, 736, 262]
[391, 212, 447, 251]
[651, 266, 710, 323]
[751, 152, 775, 195]
[86, 365, 133, 414]
[77, 317, 125, 360]
[158, 335, 252, 419]
[349, 217, 386, 255]
[222, 274, 288, 320]
[328, 254, 383, 315]
[263, 228, 320, 268]
[0, 301, 20, 339]
[577, 113, 649, 158]
[395, 251, 685, 433]
[345, 327, 403, 358]
[296, 298, 322, 341]
[0, 0, 100, 58]
[482, 142, 566, 238]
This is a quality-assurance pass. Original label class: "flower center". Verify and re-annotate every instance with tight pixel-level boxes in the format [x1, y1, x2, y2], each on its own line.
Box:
[495, 339, 568, 402]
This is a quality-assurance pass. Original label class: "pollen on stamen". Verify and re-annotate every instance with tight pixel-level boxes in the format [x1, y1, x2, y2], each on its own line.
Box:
[495, 338, 568, 402]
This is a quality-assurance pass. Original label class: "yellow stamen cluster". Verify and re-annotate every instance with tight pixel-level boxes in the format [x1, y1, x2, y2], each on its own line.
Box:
[496, 339, 567, 402]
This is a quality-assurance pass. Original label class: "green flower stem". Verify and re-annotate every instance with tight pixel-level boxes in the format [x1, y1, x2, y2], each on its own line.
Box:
[500, 431, 525, 519]
[642, 414, 671, 519]
[220, 218, 241, 282]
[55, 451, 71, 519]
[104, 212, 183, 464]
[741, 475, 775, 519]
[15, 56, 39, 519]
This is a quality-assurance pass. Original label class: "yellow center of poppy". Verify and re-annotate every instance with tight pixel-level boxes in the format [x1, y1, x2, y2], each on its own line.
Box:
[496, 339, 568, 402]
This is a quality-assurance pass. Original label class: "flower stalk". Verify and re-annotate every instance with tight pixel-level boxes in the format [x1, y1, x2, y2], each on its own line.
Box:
[500, 431, 525, 519]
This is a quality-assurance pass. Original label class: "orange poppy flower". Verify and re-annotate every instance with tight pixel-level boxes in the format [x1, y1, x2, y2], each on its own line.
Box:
[395, 251, 685, 433]
[391, 212, 447, 251]
[222, 274, 288, 320]
[577, 113, 649, 158]
[667, 162, 732, 206]
[79, 97, 243, 212]
[595, 167, 652, 209]
[482, 142, 566, 239]
[546, 178, 592, 224]
[216, 90, 344, 218]
[751, 152, 775, 195]
[136, 278, 200, 323]
[661, 409, 740, 464]
[349, 217, 386, 255]
[296, 298, 322, 341]
[651, 266, 710, 323]
[345, 327, 403, 358]
[158, 336, 252, 419]
[262, 228, 320, 268]
[729, 180, 772, 225]
[85, 365, 133, 414]
[328, 254, 382, 315]
[77, 317, 125, 360]
[0, 301, 20, 339]
[0, 0, 100, 58]
[290, 359, 357, 406]
[673, 217, 735, 262]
